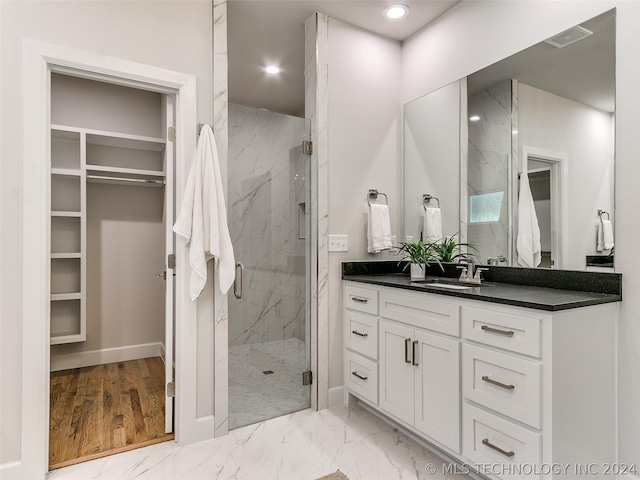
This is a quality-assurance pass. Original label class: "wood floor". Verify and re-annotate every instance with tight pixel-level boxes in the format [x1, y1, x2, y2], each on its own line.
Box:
[49, 357, 174, 470]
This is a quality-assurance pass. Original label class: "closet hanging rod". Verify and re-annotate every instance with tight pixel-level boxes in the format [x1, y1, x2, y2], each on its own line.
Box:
[87, 174, 165, 186]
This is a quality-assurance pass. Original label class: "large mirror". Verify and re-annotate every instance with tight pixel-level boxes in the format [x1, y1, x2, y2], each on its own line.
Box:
[404, 9, 615, 271]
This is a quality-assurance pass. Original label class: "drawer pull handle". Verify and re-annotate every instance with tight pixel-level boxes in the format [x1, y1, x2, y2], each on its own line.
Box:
[482, 438, 515, 458]
[481, 325, 515, 337]
[405, 338, 412, 363]
[412, 340, 419, 366]
[482, 375, 515, 390]
[352, 371, 368, 381]
[351, 296, 368, 304]
[352, 330, 368, 338]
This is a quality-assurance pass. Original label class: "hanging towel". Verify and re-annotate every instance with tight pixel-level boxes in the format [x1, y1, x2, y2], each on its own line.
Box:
[516, 172, 541, 268]
[423, 207, 442, 243]
[367, 204, 392, 253]
[597, 219, 614, 252]
[173, 124, 236, 299]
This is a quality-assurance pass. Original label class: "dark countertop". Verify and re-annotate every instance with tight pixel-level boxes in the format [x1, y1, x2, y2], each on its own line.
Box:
[343, 262, 622, 312]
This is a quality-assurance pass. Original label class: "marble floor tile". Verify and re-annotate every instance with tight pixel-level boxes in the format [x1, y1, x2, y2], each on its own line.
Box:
[46, 402, 470, 480]
[229, 338, 311, 429]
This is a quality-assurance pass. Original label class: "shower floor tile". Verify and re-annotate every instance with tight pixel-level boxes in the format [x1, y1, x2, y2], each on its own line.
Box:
[229, 337, 311, 429]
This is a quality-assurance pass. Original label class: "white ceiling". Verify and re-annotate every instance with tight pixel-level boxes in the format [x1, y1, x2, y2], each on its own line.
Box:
[228, 0, 461, 116]
[228, 2, 615, 117]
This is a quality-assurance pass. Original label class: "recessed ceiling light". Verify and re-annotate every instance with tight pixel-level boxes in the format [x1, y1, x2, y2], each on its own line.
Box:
[265, 66, 280, 74]
[383, 4, 410, 20]
[469, 115, 481, 122]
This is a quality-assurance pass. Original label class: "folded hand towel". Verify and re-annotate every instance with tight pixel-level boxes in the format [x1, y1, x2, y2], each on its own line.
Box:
[173, 125, 236, 299]
[367, 204, 392, 253]
[423, 207, 442, 243]
[597, 219, 614, 252]
[516, 172, 541, 268]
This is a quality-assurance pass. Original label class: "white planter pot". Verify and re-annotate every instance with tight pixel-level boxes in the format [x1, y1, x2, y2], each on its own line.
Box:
[410, 263, 426, 280]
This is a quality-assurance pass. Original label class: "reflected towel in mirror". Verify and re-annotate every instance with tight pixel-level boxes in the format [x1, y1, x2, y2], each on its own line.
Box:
[516, 172, 541, 267]
[597, 219, 614, 252]
[423, 207, 442, 243]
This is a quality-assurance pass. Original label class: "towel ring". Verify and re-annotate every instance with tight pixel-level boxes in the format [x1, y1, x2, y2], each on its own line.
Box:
[423, 194, 440, 209]
[368, 189, 388, 206]
[598, 210, 610, 220]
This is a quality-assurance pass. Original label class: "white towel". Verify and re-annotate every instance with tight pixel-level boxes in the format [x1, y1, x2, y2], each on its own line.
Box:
[516, 172, 541, 268]
[597, 219, 614, 252]
[423, 207, 442, 243]
[173, 125, 236, 299]
[367, 204, 392, 253]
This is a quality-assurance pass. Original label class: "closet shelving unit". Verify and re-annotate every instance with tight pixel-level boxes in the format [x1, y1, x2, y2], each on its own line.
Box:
[50, 124, 166, 344]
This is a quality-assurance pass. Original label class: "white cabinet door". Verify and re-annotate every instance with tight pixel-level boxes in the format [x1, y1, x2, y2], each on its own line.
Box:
[414, 329, 460, 453]
[379, 320, 415, 425]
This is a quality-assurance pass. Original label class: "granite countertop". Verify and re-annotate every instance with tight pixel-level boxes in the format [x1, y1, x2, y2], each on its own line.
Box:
[343, 262, 622, 312]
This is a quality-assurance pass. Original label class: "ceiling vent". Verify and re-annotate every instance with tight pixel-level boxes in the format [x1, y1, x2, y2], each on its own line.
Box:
[544, 25, 593, 48]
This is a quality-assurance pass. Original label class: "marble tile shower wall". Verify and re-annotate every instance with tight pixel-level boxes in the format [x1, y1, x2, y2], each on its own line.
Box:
[228, 103, 307, 347]
[467, 80, 512, 263]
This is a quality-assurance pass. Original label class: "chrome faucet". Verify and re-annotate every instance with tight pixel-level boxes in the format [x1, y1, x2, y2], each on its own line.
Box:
[457, 258, 487, 284]
[487, 255, 507, 266]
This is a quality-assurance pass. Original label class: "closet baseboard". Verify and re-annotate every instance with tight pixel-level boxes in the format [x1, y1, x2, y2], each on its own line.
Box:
[50, 342, 165, 371]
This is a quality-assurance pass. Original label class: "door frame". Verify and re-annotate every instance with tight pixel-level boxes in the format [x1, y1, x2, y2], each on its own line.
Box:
[21, 40, 197, 479]
[521, 145, 568, 269]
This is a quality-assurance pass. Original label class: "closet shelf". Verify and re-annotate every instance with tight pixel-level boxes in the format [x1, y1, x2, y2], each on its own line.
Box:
[51, 333, 84, 345]
[52, 124, 166, 152]
[86, 164, 165, 177]
[51, 211, 82, 217]
[51, 253, 82, 259]
[51, 293, 82, 301]
[51, 168, 82, 177]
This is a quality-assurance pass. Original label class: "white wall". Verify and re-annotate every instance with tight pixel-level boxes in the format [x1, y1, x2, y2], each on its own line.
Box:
[327, 18, 402, 388]
[402, 0, 640, 466]
[0, 0, 212, 468]
[519, 82, 614, 268]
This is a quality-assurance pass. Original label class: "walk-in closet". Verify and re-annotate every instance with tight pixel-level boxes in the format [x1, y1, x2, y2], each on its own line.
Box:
[48, 73, 175, 469]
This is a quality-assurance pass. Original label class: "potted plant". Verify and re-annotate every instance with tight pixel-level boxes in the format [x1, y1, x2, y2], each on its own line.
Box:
[431, 234, 478, 263]
[395, 235, 441, 280]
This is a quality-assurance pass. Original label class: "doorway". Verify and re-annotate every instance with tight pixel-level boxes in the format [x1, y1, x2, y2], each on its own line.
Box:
[227, 104, 312, 429]
[47, 74, 176, 469]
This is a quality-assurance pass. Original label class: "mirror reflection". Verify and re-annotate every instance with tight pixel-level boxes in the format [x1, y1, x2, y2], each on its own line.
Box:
[404, 9, 615, 271]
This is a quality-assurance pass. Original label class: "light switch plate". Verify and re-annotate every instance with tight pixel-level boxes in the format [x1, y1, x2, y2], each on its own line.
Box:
[328, 234, 348, 252]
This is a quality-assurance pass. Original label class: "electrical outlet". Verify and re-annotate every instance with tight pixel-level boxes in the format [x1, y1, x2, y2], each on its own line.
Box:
[328, 235, 348, 252]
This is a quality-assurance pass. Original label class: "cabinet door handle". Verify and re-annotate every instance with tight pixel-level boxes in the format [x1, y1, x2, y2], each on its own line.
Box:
[482, 438, 515, 457]
[351, 296, 368, 304]
[351, 330, 368, 337]
[482, 375, 515, 390]
[405, 338, 412, 363]
[481, 325, 514, 337]
[352, 371, 368, 381]
[412, 340, 419, 366]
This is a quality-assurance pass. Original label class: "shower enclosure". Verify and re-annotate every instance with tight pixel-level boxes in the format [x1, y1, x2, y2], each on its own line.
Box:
[227, 103, 311, 429]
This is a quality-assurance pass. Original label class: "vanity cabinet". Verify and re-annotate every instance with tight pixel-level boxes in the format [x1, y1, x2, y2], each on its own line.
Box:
[344, 283, 462, 453]
[343, 280, 618, 479]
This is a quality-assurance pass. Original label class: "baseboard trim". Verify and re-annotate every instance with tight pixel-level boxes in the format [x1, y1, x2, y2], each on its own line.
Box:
[0, 460, 24, 480]
[50, 342, 165, 371]
[328, 385, 345, 408]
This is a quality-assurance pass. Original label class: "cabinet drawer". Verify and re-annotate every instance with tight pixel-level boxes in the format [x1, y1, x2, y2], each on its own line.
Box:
[344, 350, 378, 405]
[463, 344, 541, 429]
[462, 307, 541, 358]
[463, 403, 541, 480]
[344, 310, 378, 360]
[380, 290, 460, 336]
[344, 284, 378, 315]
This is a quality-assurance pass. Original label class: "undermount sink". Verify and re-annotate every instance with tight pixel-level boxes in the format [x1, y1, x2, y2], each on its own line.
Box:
[412, 278, 489, 289]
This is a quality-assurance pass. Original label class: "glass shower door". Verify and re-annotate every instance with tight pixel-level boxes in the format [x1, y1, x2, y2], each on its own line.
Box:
[227, 103, 311, 429]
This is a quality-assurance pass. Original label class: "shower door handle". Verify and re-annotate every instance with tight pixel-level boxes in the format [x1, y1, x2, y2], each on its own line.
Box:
[234, 262, 244, 299]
